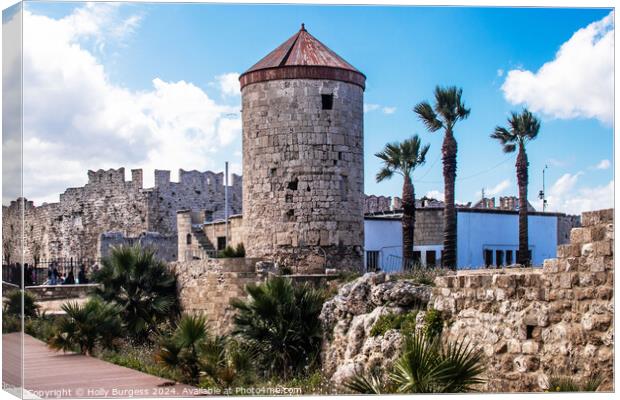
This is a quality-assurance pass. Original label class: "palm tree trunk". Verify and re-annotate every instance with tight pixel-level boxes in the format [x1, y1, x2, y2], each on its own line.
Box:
[442, 130, 458, 270]
[516, 145, 529, 265]
[402, 174, 415, 269]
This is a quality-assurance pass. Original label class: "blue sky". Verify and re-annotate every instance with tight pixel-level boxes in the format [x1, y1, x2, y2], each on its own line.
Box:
[14, 2, 614, 214]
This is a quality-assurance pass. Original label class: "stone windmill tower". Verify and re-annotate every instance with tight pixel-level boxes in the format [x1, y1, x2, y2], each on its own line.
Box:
[239, 24, 366, 273]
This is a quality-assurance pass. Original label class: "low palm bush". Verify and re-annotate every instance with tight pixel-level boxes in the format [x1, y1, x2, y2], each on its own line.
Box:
[231, 276, 325, 379]
[48, 298, 122, 355]
[92, 245, 178, 340]
[155, 314, 253, 386]
[345, 332, 485, 394]
[3, 290, 39, 318]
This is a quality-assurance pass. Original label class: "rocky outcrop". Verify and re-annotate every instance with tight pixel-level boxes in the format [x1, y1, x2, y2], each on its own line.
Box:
[319, 273, 433, 385]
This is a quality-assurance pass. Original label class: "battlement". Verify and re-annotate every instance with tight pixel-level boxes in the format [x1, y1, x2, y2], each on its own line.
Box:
[87, 168, 126, 185]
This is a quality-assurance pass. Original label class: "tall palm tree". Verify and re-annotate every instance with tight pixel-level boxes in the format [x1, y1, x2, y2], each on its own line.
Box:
[490, 109, 540, 265]
[414, 86, 470, 269]
[375, 135, 430, 267]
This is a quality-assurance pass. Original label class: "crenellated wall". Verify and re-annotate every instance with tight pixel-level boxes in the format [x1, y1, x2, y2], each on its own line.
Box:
[2, 168, 242, 264]
[432, 209, 614, 392]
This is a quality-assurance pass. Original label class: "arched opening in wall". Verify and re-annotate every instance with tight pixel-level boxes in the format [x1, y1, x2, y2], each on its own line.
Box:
[186, 234, 192, 245]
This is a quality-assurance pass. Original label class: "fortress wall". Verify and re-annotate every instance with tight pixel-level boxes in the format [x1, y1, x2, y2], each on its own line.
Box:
[432, 209, 613, 392]
[2, 168, 242, 264]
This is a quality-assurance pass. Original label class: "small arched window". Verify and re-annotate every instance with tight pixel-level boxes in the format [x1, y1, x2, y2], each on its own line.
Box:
[186, 233, 192, 245]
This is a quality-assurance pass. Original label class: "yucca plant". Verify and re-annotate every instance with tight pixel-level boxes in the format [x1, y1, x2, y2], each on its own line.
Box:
[92, 245, 178, 340]
[231, 276, 325, 379]
[48, 298, 122, 355]
[345, 332, 485, 394]
[3, 290, 39, 318]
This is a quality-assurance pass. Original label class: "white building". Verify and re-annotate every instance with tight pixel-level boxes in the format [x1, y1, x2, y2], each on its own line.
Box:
[364, 207, 576, 272]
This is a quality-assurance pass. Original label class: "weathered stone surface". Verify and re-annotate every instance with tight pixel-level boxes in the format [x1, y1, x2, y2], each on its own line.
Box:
[241, 79, 364, 273]
[319, 273, 432, 386]
[3, 168, 242, 263]
[432, 209, 614, 392]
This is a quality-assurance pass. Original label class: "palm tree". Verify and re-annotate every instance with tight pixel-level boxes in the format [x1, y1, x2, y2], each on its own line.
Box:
[231, 276, 325, 379]
[48, 298, 122, 355]
[375, 135, 430, 267]
[414, 86, 470, 269]
[92, 245, 178, 340]
[490, 109, 540, 265]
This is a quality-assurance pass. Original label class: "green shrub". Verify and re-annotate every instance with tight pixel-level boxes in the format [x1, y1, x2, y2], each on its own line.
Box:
[155, 314, 254, 386]
[392, 267, 448, 286]
[547, 374, 603, 392]
[345, 332, 485, 394]
[370, 311, 418, 337]
[218, 243, 245, 258]
[423, 308, 443, 339]
[25, 314, 57, 342]
[3, 290, 39, 318]
[92, 245, 178, 340]
[48, 298, 122, 355]
[231, 277, 325, 379]
[2, 313, 21, 334]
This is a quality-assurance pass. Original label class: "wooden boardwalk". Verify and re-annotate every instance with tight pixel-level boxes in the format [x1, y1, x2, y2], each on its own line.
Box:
[3, 333, 199, 398]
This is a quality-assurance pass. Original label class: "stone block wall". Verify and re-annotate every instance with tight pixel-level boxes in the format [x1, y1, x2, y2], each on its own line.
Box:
[170, 258, 266, 335]
[414, 208, 444, 246]
[432, 209, 614, 392]
[97, 231, 177, 261]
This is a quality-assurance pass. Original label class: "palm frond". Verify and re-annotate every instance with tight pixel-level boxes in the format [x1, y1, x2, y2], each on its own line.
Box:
[414, 102, 443, 132]
[343, 370, 386, 394]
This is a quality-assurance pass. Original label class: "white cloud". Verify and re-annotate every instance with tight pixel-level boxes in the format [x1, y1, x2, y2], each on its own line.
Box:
[424, 190, 444, 201]
[364, 103, 396, 115]
[216, 72, 240, 97]
[475, 179, 512, 198]
[594, 159, 611, 170]
[382, 107, 396, 114]
[496, 68, 504, 77]
[501, 12, 614, 124]
[545, 172, 613, 215]
[15, 4, 242, 205]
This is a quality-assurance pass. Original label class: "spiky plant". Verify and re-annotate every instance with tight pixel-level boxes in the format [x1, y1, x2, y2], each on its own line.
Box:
[231, 276, 325, 379]
[547, 373, 603, 392]
[345, 332, 485, 394]
[92, 245, 178, 340]
[375, 135, 430, 266]
[414, 86, 470, 269]
[491, 109, 541, 265]
[155, 314, 254, 386]
[3, 290, 39, 318]
[155, 314, 208, 384]
[48, 298, 122, 355]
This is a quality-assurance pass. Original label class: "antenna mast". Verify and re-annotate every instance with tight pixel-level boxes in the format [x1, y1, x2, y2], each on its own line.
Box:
[538, 165, 548, 212]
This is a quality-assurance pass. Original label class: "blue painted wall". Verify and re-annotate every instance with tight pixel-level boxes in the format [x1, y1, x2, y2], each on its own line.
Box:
[456, 212, 557, 268]
[364, 211, 559, 271]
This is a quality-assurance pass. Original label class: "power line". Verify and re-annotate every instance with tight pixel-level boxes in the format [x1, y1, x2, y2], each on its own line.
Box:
[413, 156, 513, 184]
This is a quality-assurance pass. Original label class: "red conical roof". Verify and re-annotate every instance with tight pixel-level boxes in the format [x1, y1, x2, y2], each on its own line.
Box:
[239, 24, 365, 90]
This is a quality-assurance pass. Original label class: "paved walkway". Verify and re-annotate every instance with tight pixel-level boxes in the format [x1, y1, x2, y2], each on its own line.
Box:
[3, 333, 200, 398]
